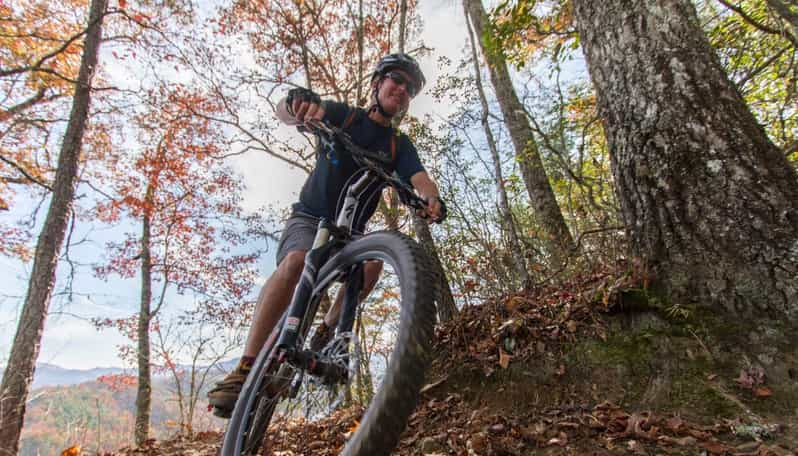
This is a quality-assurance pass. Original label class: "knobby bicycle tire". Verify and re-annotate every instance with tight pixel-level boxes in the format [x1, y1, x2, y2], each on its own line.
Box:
[221, 231, 436, 456]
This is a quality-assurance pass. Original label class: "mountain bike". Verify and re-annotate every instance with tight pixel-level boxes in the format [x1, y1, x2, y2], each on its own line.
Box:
[220, 119, 437, 456]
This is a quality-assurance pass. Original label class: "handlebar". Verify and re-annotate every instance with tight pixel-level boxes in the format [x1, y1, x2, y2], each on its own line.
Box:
[303, 119, 441, 222]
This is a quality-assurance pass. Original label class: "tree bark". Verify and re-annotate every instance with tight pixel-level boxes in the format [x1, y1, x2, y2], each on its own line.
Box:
[0, 0, 107, 452]
[462, 0, 576, 261]
[135, 203, 153, 446]
[765, 0, 798, 43]
[465, 6, 529, 288]
[413, 217, 457, 322]
[572, 0, 798, 314]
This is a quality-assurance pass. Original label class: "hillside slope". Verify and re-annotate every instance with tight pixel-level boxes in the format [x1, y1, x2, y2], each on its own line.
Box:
[110, 271, 797, 455]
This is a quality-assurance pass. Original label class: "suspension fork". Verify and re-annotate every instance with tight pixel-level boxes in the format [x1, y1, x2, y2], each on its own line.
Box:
[276, 219, 337, 354]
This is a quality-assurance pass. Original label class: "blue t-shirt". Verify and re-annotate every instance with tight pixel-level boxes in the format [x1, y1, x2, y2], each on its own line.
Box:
[292, 101, 425, 229]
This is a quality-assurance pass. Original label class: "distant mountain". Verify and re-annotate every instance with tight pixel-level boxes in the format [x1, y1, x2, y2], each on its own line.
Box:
[20, 375, 229, 455]
[0, 358, 239, 391]
[0, 363, 126, 389]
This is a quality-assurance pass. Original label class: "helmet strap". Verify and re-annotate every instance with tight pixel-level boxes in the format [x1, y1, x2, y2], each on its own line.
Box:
[371, 78, 394, 119]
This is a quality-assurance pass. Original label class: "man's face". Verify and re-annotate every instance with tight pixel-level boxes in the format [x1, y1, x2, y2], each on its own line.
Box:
[375, 69, 416, 116]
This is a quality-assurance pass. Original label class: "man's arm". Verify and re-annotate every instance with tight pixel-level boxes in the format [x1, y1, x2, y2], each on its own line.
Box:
[410, 171, 445, 222]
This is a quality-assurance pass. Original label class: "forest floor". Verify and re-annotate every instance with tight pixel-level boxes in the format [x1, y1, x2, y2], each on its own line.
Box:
[107, 269, 797, 456]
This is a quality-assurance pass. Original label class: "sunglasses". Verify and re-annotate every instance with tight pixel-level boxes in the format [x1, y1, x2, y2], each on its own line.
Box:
[385, 71, 418, 98]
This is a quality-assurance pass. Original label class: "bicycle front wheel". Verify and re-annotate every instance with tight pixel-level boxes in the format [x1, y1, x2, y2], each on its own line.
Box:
[223, 230, 436, 456]
[314, 230, 436, 455]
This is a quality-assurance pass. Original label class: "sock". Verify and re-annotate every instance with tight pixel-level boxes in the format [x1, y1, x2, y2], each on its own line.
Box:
[236, 356, 255, 374]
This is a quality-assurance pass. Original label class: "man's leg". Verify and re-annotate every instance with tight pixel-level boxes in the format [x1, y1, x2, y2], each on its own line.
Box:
[243, 250, 307, 357]
[208, 250, 306, 414]
[311, 260, 383, 350]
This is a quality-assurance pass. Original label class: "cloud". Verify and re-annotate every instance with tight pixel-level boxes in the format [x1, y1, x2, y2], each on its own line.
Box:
[38, 315, 130, 369]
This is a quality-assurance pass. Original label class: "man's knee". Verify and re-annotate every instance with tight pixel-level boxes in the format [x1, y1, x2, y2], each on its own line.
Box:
[276, 250, 306, 282]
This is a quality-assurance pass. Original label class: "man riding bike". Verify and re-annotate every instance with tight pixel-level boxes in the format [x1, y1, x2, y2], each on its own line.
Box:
[208, 53, 446, 417]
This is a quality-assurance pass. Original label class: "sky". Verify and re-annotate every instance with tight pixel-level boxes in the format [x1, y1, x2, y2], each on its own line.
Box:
[0, 0, 473, 370]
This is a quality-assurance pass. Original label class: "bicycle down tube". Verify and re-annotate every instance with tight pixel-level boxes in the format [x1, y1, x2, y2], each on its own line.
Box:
[275, 170, 377, 363]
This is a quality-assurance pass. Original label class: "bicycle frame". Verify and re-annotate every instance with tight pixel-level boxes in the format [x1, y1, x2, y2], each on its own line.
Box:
[274, 170, 378, 375]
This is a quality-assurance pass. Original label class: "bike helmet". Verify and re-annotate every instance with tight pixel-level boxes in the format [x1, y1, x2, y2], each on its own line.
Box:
[369, 53, 426, 118]
[372, 53, 426, 92]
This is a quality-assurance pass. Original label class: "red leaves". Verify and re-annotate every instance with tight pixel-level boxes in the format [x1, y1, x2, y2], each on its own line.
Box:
[434, 271, 624, 378]
[96, 373, 137, 391]
[736, 366, 766, 390]
[736, 367, 774, 398]
[92, 83, 260, 323]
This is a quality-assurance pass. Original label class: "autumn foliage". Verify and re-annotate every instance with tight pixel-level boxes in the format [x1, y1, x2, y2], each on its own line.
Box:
[92, 83, 259, 304]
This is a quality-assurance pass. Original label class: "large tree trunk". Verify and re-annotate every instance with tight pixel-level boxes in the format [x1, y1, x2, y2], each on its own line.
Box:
[0, 0, 107, 452]
[462, 0, 576, 261]
[135, 207, 153, 445]
[465, 5, 529, 288]
[412, 217, 457, 322]
[572, 0, 798, 314]
[765, 0, 798, 43]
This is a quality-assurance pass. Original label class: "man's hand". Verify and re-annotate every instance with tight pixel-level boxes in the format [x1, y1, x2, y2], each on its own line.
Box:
[423, 196, 447, 224]
[286, 88, 325, 125]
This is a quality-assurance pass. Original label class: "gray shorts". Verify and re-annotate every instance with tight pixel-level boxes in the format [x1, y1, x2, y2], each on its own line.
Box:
[275, 213, 320, 266]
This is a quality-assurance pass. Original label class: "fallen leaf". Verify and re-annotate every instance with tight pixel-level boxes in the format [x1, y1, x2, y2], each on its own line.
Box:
[60, 446, 81, 456]
[504, 296, 524, 313]
[627, 440, 647, 455]
[700, 440, 731, 454]
[546, 436, 567, 446]
[665, 416, 684, 432]
[567, 320, 578, 333]
[658, 435, 697, 447]
[754, 387, 772, 398]
[499, 348, 511, 369]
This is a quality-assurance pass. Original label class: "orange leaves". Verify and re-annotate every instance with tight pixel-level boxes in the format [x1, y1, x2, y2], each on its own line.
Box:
[0, 225, 32, 260]
[96, 373, 138, 391]
[59, 445, 81, 456]
[754, 387, 773, 398]
[0, 1, 85, 91]
[498, 347, 511, 369]
[218, 0, 406, 99]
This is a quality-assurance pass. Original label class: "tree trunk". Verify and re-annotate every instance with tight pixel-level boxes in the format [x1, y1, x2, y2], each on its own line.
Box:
[766, 0, 798, 43]
[356, 0, 364, 105]
[572, 0, 798, 314]
[462, 0, 576, 261]
[0, 0, 107, 452]
[135, 198, 154, 445]
[465, 6, 529, 288]
[412, 217, 457, 322]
